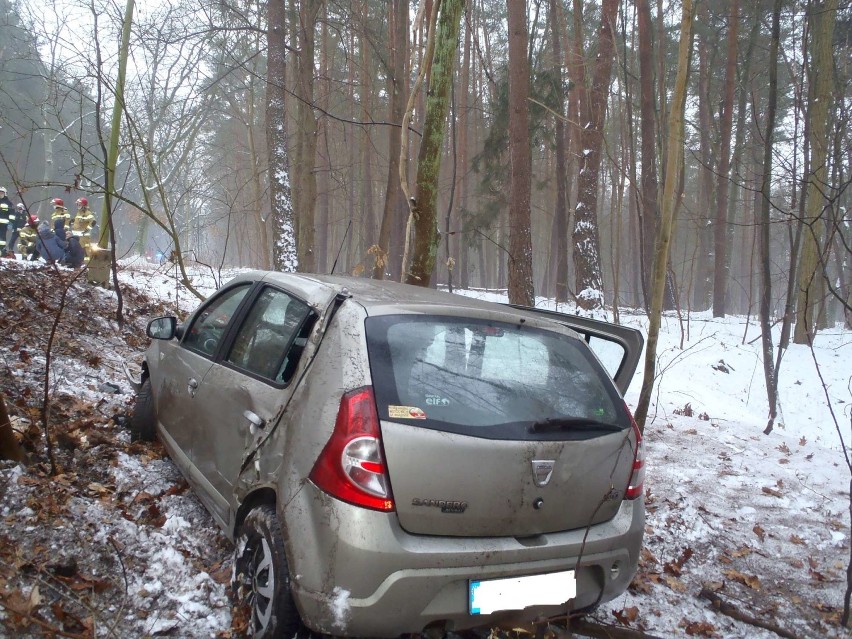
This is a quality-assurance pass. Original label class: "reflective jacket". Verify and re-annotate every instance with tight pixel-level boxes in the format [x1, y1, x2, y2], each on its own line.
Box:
[71, 208, 96, 236]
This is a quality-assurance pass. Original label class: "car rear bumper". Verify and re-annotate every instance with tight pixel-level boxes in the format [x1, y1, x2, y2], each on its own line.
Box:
[283, 483, 644, 637]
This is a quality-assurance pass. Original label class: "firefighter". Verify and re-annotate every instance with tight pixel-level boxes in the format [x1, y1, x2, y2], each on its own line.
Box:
[0, 187, 12, 256]
[17, 215, 39, 261]
[0, 203, 9, 257]
[9, 203, 26, 254]
[71, 197, 96, 256]
[51, 198, 70, 240]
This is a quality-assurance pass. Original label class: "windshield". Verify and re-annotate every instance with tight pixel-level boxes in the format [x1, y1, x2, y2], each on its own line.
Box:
[365, 315, 629, 440]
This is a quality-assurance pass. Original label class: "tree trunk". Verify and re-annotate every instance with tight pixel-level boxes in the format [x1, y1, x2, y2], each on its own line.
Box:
[550, 0, 569, 304]
[294, 0, 323, 273]
[373, 0, 408, 280]
[267, 0, 297, 271]
[712, 0, 739, 318]
[694, 22, 714, 311]
[794, 0, 839, 344]
[457, 1, 472, 290]
[758, 0, 782, 434]
[506, 0, 534, 306]
[634, 0, 696, 430]
[572, 0, 618, 312]
[406, 0, 465, 287]
[636, 0, 658, 312]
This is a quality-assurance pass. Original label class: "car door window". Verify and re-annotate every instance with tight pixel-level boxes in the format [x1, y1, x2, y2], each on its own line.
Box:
[226, 287, 313, 384]
[183, 284, 251, 357]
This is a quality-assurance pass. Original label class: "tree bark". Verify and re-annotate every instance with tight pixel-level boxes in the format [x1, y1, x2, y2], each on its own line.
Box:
[506, 0, 534, 306]
[636, 0, 658, 312]
[267, 0, 297, 271]
[572, 0, 618, 311]
[373, 0, 408, 280]
[406, 0, 465, 287]
[294, 0, 323, 273]
[634, 0, 696, 430]
[550, 0, 569, 304]
[794, 0, 839, 343]
[712, 0, 739, 318]
[758, 0, 782, 434]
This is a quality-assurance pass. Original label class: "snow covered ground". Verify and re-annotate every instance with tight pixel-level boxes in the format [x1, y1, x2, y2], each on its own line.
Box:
[0, 258, 849, 638]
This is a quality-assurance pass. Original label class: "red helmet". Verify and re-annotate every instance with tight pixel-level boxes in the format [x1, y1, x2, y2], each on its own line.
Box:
[28, 215, 39, 225]
[53, 198, 65, 207]
[77, 197, 88, 207]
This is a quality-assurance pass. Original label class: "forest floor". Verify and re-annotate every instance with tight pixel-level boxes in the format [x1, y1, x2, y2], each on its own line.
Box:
[0, 258, 849, 639]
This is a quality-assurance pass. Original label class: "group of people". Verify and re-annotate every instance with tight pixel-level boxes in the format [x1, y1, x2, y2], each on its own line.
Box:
[0, 187, 97, 267]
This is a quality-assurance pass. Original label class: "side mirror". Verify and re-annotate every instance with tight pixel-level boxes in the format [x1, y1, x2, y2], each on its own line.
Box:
[147, 316, 177, 340]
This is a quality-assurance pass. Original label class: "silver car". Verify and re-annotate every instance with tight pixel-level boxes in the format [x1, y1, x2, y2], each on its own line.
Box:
[128, 271, 645, 638]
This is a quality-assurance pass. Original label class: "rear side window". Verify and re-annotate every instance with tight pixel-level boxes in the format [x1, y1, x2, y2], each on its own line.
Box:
[365, 316, 628, 440]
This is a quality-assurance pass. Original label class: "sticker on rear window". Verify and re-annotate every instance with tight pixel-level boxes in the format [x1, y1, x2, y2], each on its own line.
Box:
[389, 405, 427, 419]
[426, 394, 450, 406]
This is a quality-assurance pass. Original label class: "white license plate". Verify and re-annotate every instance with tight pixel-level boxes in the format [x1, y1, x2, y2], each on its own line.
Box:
[469, 570, 576, 615]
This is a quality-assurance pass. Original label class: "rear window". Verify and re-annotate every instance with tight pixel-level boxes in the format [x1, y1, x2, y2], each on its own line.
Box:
[365, 315, 629, 440]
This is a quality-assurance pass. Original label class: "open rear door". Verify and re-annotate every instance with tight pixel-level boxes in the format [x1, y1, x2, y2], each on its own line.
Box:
[505, 305, 644, 395]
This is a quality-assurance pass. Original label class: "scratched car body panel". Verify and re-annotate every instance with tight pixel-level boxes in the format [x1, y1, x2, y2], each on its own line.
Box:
[132, 271, 646, 638]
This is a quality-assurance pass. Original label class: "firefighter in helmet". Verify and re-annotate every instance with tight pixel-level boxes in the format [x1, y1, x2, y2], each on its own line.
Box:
[71, 196, 96, 256]
[17, 215, 39, 261]
[51, 197, 70, 240]
[0, 203, 9, 257]
[0, 187, 12, 256]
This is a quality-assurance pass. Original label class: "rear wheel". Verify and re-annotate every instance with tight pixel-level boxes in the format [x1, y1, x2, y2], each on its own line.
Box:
[129, 378, 156, 441]
[233, 505, 310, 638]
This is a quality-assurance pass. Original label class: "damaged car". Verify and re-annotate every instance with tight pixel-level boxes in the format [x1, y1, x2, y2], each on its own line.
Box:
[127, 271, 645, 638]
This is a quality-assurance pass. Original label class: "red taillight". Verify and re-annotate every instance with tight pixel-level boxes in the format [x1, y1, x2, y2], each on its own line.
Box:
[309, 387, 395, 512]
[624, 405, 645, 501]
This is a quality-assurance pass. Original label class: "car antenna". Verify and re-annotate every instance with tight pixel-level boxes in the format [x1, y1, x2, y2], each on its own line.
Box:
[330, 219, 352, 275]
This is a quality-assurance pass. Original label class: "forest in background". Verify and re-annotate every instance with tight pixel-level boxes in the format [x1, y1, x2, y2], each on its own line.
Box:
[0, 0, 849, 333]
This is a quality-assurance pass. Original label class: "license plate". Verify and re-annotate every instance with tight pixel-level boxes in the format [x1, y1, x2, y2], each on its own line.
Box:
[469, 570, 576, 615]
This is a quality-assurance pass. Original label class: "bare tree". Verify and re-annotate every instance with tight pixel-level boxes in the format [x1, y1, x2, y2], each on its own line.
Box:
[506, 0, 534, 306]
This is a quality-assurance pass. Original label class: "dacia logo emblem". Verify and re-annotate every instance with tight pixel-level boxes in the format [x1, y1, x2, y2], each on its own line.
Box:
[531, 460, 555, 487]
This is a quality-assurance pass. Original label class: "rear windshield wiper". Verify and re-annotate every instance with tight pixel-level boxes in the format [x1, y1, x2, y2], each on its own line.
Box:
[529, 417, 622, 433]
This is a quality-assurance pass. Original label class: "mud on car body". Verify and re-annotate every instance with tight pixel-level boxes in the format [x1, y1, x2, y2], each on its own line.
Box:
[127, 271, 645, 638]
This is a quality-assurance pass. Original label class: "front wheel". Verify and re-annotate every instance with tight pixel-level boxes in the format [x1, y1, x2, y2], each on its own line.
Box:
[129, 378, 156, 441]
[233, 505, 310, 638]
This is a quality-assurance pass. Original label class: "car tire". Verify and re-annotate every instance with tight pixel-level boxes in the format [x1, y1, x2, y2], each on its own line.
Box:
[233, 505, 311, 639]
[129, 378, 156, 442]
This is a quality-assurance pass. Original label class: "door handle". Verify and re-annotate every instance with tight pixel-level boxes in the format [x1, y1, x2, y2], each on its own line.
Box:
[244, 410, 266, 435]
[187, 378, 198, 397]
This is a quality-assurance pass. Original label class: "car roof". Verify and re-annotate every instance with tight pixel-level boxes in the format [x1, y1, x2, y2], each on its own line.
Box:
[233, 270, 560, 324]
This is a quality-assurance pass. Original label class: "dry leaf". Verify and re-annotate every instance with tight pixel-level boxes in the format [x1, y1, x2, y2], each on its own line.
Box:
[612, 606, 639, 625]
[663, 575, 688, 592]
[790, 534, 806, 546]
[722, 569, 761, 590]
[762, 486, 782, 497]
[684, 620, 718, 637]
[753, 525, 766, 542]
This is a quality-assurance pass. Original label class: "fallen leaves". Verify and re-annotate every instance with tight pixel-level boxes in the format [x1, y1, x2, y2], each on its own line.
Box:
[612, 605, 639, 626]
[721, 569, 762, 591]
